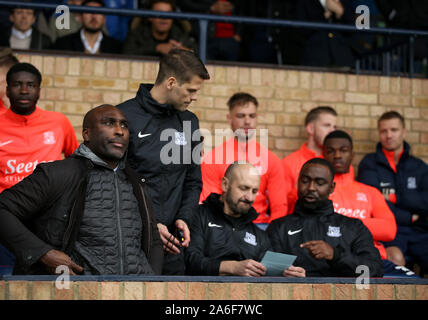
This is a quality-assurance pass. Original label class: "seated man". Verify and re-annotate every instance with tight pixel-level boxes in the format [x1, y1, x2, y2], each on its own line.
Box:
[122, 0, 197, 57]
[0, 6, 51, 50]
[268, 158, 383, 277]
[323, 130, 416, 277]
[54, 0, 122, 54]
[200, 93, 287, 230]
[185, 162, 305, 277]
[358, 111, 428, 276]
[0, 104, 163, 275]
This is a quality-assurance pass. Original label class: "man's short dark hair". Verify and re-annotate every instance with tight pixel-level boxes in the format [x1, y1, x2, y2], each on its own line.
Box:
[305, 106, 337, 126]
[9, 0, 35, 14]
[81, 0, 105, 7]
[227, 92, 258, 111]
[301, 158, 335, 182]
[155, 49, 210, 85]
[323, 130, 353, 150]
[0, 48, 19, 69]
[147, 0, 176, 10]
[6, 62, 42, 86]
[378, 111, 405, 128]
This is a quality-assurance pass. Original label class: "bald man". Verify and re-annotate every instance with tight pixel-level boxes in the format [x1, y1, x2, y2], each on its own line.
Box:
[185, 161, 306, 277]
[0, 105, 163, 275]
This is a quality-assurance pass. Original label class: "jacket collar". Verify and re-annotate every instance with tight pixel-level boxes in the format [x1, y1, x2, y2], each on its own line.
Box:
[293, 198, 335, 218]
[135, 83, 177, 117]
[203, 193, 259, 225]
[73, 143, 126, 170]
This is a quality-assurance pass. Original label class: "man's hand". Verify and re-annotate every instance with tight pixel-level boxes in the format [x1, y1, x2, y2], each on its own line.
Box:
[283, 265, 306, 277]
[300, 240, 334, 260]
[39, 249, 83, 275]
[175, 219, 190, 248]
[220, 259, 266, 277]
[210, 1, 234, 14]
[157, 223, 182, 255]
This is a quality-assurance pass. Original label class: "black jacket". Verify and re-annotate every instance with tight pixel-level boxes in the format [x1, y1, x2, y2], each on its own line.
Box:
[267, 200, 383, 277]
[0, 145, 163, 275]
[117, 84, 202, 229]
[185, 193, 271, 275]
[357, 142, 428, 230]
[54, 29, 122, 54]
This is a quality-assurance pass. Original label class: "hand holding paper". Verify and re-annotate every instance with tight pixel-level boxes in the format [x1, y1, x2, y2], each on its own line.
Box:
[261, 251, 305, 277]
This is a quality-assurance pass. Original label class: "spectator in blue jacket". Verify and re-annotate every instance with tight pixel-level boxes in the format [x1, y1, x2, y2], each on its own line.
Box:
[358, 111, 428, 276]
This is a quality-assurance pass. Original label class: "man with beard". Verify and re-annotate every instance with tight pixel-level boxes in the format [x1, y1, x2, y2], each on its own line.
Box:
[200, 92, 287, 231]
[185, 162, 305, 277]
[267, 158, 383, 277]
[54, 0, 122, 54]
[0, 105, 163, 275]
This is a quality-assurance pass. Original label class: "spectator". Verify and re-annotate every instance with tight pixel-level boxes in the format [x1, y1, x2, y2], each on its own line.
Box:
[0, 104, 163, 275]
[54, 0, 122, 54]
[0, 48, 19, 114]
[267, 158, 384, 277]
[323, 130, 417, 277]
[178, 0, 244, 61]
[296, 0, 356, 68]
[117, 49, 210, 275]
[358, 111, 428, 276]
[122, 0, 197, 57]
[200, 92, 288, 231]
[282, 106, 337, 213]
[0, 5, 52, 50]
[185, 161, 306, 277]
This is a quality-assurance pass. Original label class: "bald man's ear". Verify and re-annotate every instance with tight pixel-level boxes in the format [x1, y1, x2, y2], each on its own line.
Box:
[221, 176, 229, 193]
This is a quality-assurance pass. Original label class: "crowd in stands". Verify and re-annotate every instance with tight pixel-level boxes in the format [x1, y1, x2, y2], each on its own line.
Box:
[0, 46, 427, 279]
[0, 0, 427, 70]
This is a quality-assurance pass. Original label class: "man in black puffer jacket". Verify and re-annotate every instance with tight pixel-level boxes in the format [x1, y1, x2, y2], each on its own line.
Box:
[268, 158, 383, 277]
[0, 105, 163, 275]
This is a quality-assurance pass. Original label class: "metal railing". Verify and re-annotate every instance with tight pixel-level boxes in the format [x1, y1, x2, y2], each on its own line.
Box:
[1, 1, 428, 77]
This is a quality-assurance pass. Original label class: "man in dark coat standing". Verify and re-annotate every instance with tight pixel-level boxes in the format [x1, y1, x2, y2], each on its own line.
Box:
[117, 49, 210, 274]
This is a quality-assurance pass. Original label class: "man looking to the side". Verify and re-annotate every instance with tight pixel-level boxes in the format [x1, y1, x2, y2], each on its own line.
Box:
[0, 105, 163, 275]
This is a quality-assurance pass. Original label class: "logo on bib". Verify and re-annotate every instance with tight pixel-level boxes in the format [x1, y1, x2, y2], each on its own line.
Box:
[43, 131, 56, 145]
